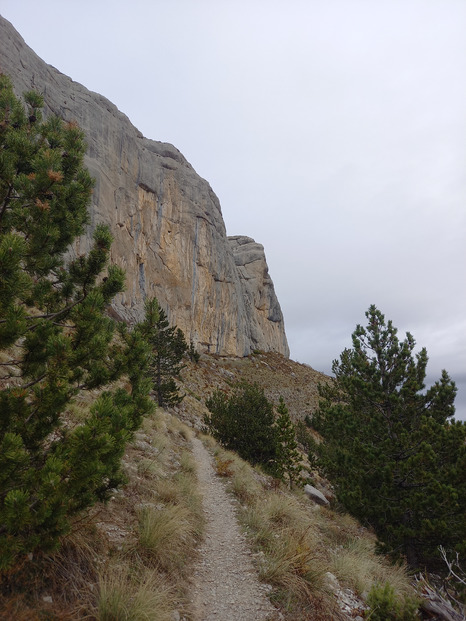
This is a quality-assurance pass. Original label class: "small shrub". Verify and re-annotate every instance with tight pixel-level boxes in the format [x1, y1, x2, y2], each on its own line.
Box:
[274, 397, 304, 488]
[366, 582, 419, 620]
[215, 456, 234, 477]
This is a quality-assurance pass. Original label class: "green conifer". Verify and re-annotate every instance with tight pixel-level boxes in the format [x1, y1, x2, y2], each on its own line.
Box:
[0, 75, 153, 570]
[274, 397, 303, 488]
[205, 381, 279, 470]
[138, 297, 188, 407]
[312, 305, 466, 568]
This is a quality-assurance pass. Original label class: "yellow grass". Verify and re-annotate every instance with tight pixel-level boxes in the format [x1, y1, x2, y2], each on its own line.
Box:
[138, 500, 197, 572]
[97, 564, 174, 621]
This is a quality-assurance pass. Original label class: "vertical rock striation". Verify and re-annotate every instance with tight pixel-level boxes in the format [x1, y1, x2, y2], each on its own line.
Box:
[0, 15, 289, 357]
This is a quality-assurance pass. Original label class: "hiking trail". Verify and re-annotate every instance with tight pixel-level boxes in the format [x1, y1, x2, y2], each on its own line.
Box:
[189, 437, 281, 621]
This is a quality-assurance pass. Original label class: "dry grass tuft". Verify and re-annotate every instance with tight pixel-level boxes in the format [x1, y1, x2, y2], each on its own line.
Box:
[199, 432, 217, 449]
[0, 521, 102, 619]
[230, 464, 263, 502]
[261, 529, 324, 591]
[97, 563, 174, 621]
[138, 500, 197, 572]
[155, 476, 184, 504]
[330, 536, 414, 598]
[249, 496, 326, 603]
[136, 456, 164, 479]
[180, 449, 197, 473]
[261, 494, 309, 530]
[166, 413, 194, 441]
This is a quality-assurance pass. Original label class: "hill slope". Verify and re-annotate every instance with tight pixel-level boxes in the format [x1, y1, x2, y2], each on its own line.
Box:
[176, 351, 327, 429]
[2, 352, 464, 620]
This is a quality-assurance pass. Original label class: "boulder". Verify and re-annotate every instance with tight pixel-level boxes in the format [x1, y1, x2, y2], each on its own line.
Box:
[304, 484, 330, 506]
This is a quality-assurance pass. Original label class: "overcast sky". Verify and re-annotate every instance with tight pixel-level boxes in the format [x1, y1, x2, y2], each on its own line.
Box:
[2, 1, 465, 419]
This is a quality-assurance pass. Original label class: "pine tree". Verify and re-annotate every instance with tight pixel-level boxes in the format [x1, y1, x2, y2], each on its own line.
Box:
[312, 305, 466, 568]
[205, 381, 279, 470]
[205, 385, 304, 484]
[0, 75, 153, 570]
[274, 397, 303, 488]
[138, 297, 188, 407]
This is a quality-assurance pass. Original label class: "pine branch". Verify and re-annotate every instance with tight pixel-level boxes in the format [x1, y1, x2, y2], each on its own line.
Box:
[0, 183, 14, 223]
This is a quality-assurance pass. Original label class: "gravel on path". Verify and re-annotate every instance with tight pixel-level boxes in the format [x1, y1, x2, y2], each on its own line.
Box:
[190, 437, 280, 621]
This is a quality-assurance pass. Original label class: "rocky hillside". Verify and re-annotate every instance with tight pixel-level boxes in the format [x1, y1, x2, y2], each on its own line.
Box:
[0, 15, 289, 358]
[175, 350, 327, 429]
[0, 351, 427, 621]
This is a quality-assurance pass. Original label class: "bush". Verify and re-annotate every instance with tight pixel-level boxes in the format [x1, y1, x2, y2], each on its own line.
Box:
[204, 383, 303, 484]
[313, 305, 466, 568]
[138, 297, 188, 407]
[366, 582, 419, 620]
[204, 382, 278, 470]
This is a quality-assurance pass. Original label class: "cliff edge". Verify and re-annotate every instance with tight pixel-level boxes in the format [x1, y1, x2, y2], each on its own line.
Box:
[0, 15, 289, 357]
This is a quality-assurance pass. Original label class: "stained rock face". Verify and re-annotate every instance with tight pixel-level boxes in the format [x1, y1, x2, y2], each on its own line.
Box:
[0, 15, 289, 357]
[228, 236, 288, 355]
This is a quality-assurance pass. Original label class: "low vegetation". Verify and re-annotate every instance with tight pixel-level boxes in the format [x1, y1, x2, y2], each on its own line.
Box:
[0, 407, 202, 619]
[3, 347, 464, 619]
[205, 438, 419, 620]
[366, 582, 418, 621]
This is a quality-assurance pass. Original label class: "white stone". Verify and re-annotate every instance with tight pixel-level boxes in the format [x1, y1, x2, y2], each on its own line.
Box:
[304, 484, 330, 506]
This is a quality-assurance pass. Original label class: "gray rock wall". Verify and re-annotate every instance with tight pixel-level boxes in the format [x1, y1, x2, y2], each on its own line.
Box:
[0, 15, 289, 357]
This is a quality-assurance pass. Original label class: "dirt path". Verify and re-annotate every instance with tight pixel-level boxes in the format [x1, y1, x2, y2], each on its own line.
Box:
[190, 437, 280, 621]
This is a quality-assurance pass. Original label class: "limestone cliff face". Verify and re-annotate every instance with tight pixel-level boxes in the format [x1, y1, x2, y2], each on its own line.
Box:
[0, 15, 289, 357]
[228, 236, 288, 354]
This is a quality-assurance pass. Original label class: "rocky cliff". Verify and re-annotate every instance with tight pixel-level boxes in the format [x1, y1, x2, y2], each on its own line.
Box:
[0, 15, 289, 357]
